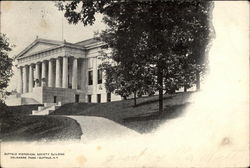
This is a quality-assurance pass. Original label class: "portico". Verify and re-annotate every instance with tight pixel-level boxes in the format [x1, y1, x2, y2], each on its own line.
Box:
[11, 37, 122, 105]
[18, 57, 83, 93]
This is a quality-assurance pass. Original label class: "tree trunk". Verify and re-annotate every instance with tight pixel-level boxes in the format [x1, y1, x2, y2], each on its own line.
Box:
[133, 91, 137, 107]
[184, 85, 187, 92]
[158, 66, 164, 114]
[196, 71, 200, 91]
[172, 89, 176, 94]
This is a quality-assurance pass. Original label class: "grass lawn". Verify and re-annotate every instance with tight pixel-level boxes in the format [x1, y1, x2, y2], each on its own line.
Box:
[51, 92, 194, 133]
[0, 104, 82, 142]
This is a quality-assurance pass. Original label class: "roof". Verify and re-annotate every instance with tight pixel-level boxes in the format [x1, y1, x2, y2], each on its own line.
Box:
[15, 37, 102, 60]
[74, 38, 100, 46]
[14, 38, 65, 59]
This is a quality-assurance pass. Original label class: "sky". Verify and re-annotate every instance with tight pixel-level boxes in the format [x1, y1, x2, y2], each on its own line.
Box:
[1, 1, 106, 90]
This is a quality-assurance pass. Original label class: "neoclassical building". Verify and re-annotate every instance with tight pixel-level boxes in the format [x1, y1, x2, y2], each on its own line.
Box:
[10, 37, 121, 105]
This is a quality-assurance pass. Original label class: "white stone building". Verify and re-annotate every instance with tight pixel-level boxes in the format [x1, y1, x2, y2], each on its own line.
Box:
[8, 37, 121, 105]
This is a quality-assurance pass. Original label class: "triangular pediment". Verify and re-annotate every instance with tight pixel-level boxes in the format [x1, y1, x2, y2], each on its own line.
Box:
[16, 38, 64, 59]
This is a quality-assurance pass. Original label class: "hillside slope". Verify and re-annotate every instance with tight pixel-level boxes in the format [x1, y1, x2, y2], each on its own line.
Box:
[1, 104, 82, 141]
[51, 92, 194, 133]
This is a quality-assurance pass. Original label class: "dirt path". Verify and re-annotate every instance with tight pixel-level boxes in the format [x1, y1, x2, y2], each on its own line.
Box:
[67, 116, 139, 143]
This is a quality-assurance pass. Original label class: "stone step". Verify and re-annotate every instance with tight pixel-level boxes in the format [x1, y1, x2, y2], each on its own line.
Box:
[38, 106, 44, 111]
[32, 110, 47, 115]
[44, 103, 57, 107]
[32, 102, 62, 115]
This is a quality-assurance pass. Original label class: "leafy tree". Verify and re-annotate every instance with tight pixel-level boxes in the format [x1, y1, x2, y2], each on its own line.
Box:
[162, 1, 213, 93]
[100, 59, 155, 106]
[57, 0, 213, 113]
[97, 5, 157, 106]
[0, 34, 14, 102]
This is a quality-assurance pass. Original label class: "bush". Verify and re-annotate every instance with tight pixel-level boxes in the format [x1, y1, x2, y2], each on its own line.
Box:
[0, 100, 13, 117]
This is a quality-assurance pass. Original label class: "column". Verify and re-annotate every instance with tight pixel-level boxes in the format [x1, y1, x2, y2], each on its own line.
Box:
[48, 59, 54, 87]
[35, 62, 40, 87]
[41, 61, 46, 86]
[62, 57, 68, 88]
[80, 59, 87, 102]
[72, 58, 78, 89]
[80, 59, 87, 91]
[55, 58, 62, 88]
[93, 57, 97, 93]
[23, 65, 28, 93]
[18, 66, 23, 93]
[28, 65, 34, 92]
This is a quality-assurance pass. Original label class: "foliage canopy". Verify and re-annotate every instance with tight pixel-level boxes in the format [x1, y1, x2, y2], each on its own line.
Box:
[0, 34, 14, 101]
[57, 0, 213, 111]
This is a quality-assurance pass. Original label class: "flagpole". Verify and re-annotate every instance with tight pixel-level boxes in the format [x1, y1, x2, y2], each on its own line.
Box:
[62, 11, 64, 41]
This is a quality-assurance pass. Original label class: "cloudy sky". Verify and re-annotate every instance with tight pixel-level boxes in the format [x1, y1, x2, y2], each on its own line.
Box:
[1, 1, 106, 90]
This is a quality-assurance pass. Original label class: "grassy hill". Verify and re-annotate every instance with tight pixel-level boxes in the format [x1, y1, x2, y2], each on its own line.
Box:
[51, 92, 194, 133]
[1, 104, 82, 142]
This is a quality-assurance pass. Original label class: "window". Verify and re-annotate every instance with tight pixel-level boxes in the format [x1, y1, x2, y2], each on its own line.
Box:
[88, 71, 93, 85]
[75, 94, 79, 103]
[53, 96, 57, 103]
[97, 94, 101, 103]
[97, 69, 102, 84]
[107, 93, 111, 102]
[88, 95, 92, 103]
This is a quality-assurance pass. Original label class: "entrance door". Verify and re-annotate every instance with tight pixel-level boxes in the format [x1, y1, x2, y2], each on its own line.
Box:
[97, 94, 101, 103]
[107, 93, 111, 102]
[75, 94, 79, 103]
[53, 96, 57, 103]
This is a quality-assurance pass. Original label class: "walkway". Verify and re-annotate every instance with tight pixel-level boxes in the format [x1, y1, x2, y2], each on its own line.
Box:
[67, 116, 139, 143]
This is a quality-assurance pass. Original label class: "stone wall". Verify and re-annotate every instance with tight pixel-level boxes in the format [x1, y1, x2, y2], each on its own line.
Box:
[42, 87, 86, 104]
[19, 87, 86, 104]
[22, 87, 43, 103]
[17, 86, 121, 105]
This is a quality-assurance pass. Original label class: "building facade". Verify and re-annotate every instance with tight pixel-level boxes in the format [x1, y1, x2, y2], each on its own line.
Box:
[12, 37, 121, 105]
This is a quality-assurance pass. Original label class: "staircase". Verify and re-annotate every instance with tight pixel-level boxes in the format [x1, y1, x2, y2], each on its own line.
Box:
[32, 102, 62, 115]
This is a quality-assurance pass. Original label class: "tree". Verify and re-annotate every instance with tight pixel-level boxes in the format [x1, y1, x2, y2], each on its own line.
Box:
[100, 59, 155, 106]
[57, 0, 213, 113]
[96, 5, 158, 107]
[0, 34, 14, 102]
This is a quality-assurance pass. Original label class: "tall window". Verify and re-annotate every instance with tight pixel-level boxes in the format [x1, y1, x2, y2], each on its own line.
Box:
[97, 94, 101, 103]
[97, 69, 102, 84]
[88, 70, 93, 85]
[88, 95, 92, 103]
[107, 93, 111, 102]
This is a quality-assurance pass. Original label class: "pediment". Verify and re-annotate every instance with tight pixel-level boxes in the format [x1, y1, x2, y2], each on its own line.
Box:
[16, 39, 63, 59]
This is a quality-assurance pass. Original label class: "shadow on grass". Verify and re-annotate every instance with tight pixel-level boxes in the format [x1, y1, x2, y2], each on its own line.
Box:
[1, 115, 82, 142]
[5, 104, 42, 115]
[125, 103, 190, 122]
[122, 103, 191, 134]
[1, 104, 82, 142]
[135, 95, 174, 107]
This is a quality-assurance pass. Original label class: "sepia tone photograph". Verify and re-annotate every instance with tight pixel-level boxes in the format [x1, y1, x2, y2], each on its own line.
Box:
[0, 0, 249, 167]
